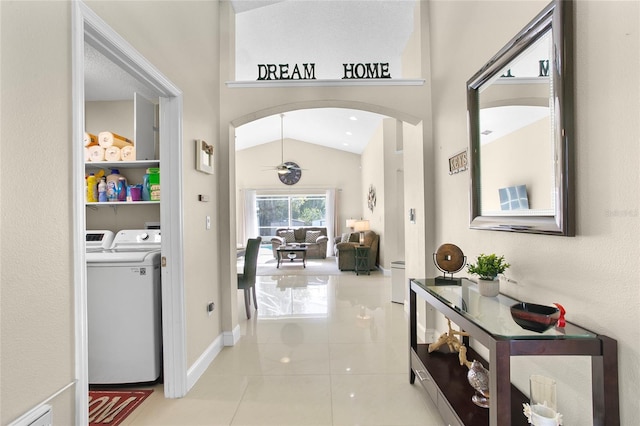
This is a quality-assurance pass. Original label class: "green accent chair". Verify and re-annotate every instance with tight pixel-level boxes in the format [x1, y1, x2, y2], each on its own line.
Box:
[238, 236, 262, 319]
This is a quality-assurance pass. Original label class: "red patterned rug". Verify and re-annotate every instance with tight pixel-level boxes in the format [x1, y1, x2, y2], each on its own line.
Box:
[88, 390, 153, 426]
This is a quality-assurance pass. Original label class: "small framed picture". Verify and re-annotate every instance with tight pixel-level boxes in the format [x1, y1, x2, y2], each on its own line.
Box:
[196, 139, 214, 174]
[448, 149, 468, 175]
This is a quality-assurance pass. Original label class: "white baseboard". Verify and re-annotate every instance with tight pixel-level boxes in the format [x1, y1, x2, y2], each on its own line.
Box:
[223, 324, 241, 346]
[186, 333, 224, 392]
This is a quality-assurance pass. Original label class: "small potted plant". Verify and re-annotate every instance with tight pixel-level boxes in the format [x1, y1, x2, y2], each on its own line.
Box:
[467, 253, 510, 297]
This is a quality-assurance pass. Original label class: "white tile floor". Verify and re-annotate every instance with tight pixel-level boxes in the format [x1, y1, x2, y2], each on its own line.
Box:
[122, 272, 445, 425]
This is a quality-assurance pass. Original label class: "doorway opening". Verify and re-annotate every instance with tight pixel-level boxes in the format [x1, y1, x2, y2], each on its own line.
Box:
[233, 104, 418, 275]
[72, 2, 186, 424]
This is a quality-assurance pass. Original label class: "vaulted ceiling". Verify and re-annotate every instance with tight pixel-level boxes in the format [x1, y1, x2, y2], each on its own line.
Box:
[232, 0, 416, 154]
[83, 1, 417, 155]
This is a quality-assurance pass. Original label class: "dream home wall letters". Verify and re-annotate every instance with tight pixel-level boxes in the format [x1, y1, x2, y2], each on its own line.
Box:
[256, 62, 392, 80]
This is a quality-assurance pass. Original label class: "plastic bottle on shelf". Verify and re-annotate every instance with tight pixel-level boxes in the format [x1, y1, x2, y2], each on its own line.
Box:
[106, 169, 122, 201]
[86, 173, 98, 202]
[142, 170, 151, 201]
[117, 176, 128, 202]
[98, 176, 107, 202]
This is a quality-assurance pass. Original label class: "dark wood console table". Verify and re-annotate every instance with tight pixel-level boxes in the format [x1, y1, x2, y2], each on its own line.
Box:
[409, 278, 619, 426]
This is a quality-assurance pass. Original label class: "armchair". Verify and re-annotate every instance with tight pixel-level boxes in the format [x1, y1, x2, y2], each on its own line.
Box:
[334, 230, 379, 271]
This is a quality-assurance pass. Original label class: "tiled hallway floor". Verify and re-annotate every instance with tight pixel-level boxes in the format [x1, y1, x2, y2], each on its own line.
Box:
[123, 272, 445, 425]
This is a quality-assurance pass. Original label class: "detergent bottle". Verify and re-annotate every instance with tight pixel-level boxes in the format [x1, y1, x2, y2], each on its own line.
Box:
[86, 173, 98, 202]
[117, 176, 128, 202]
[106, 169, 122, 201]
[142, 170, 151, 201]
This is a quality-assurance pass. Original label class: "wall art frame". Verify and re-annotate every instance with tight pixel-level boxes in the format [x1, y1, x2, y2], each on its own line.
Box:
[368, 184, 377, 212]
[449, 149, 468, 175]
[195, 139, 214, 174]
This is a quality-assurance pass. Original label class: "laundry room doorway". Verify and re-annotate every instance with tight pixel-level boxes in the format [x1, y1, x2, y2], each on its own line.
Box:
[72, 2, 187, 424]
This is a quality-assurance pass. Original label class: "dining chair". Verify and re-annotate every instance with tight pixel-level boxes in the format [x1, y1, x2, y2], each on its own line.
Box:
[237, 236, 261, 319]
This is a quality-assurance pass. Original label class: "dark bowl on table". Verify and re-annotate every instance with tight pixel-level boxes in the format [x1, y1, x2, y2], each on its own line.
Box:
[510, 302, 560, 333]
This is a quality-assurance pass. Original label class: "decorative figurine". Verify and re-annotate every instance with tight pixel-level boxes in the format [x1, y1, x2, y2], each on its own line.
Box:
[467, 360, 490, 408]
[428, 317, 472, 368]
[433, 243, 466, 285]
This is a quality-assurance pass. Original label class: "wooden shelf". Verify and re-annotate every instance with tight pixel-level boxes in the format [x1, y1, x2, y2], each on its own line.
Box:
[86, 201, 158, 206]
[85, 160, 159, 169]
[413, 344, 528, 426]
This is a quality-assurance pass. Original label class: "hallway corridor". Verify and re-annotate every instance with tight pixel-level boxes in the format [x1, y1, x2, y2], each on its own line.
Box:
[122, 272, 444, 425]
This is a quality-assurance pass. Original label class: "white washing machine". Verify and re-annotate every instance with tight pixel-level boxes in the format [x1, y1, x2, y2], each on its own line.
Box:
[85, 230, 115, 253]
[86, 229, 162, 384]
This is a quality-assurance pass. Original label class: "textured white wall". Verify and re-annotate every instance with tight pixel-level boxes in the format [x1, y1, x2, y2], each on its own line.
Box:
[428, 0, 639, 423]
[0, 1, 75, 423]
[361, 123, 385, 265]
[360, 117, 408, 270]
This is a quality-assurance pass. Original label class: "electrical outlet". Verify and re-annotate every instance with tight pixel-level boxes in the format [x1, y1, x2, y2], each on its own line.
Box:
[207, 302, 215, 316]
[206, 216, 211, 230]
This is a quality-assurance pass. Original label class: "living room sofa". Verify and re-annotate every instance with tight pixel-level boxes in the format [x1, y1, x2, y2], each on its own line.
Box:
[334, 230, 379, 271]
[271, 227, 328, 259]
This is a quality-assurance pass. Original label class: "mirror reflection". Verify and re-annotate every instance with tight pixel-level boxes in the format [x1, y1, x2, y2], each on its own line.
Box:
[478, 30, 553, 216]
[468, 0, 574, 236]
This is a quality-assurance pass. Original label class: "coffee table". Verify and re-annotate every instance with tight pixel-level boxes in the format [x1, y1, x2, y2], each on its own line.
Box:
[276, 245, 307, 268]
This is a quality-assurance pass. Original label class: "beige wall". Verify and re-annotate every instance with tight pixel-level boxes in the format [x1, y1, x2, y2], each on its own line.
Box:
[361, 123, 385, 264]
[236, 138, 363, 241]
[0, 1, 76, 423]
[361, 117, 408, 270]
[428, 0, 639, 423]
[383, 119, 406, 268]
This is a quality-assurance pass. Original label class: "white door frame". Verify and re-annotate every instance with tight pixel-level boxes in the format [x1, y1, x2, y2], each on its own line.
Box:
[72, 2, 186, 424]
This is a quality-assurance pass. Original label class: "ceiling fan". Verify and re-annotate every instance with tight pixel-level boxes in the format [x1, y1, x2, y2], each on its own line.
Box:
[264, 113, 303, 175]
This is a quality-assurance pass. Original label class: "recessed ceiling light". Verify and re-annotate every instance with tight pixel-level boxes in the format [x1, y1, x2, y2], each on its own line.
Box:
[342, 142, 349, 146]
[349, 116, 358, 121]
[346, 131, 353, 136]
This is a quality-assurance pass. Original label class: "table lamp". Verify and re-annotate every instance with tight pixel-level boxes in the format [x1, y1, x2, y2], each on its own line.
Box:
[346, 219, 356, 232]
[353, 220, 370, 245]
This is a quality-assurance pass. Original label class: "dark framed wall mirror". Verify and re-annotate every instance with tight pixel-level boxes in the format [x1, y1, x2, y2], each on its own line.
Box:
[467, 0, 574, 236]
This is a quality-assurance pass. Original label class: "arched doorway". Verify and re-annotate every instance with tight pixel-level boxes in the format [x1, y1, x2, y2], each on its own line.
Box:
[226, 102, 422, 334]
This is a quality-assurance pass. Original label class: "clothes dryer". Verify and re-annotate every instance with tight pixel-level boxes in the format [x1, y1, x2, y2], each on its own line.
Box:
[86, 229, 162, 384]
